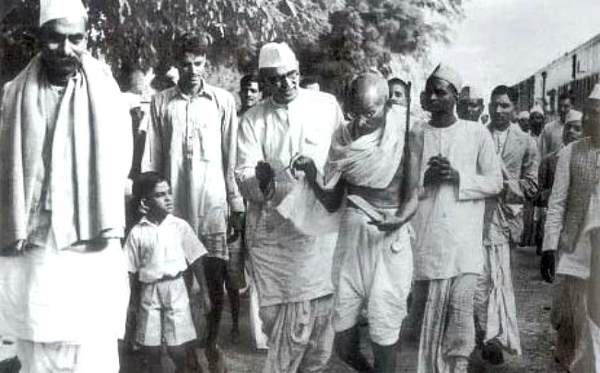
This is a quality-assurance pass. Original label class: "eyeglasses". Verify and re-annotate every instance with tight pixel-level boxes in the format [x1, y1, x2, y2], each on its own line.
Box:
[346, 104, 384, 121]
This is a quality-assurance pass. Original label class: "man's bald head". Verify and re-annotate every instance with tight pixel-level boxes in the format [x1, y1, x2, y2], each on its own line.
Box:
[346, 73, 389, 138]
[349, 73, 389, 109]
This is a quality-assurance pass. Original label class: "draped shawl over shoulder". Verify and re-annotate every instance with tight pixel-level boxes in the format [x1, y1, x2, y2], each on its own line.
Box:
[324, 104, 406, 189]
[0, 53, 132, 250]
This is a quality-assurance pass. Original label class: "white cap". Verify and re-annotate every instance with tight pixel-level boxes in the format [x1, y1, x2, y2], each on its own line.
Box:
[518, 111, 530, 120]
[459, 85, 484, 101]
[40, 0, 87, 27]
[429, 63, 462, 92]
[565, 109, 583, 123]
[258, 42, 299, 72]
[530, 104, 544, 115]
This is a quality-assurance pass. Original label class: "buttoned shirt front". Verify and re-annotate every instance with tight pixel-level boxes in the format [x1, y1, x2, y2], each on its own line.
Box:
[143, 82, 243, 259]
[125, 214, 207, 283]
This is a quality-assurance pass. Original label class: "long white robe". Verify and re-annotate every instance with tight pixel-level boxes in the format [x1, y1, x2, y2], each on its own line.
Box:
[236, 89, 344, 307]
[413, 119, 503, 280]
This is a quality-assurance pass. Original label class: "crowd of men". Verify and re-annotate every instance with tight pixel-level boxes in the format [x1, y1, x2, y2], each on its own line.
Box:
[2, 1, 600, 373]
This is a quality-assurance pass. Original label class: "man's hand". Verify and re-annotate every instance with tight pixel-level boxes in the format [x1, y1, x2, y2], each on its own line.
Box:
[540, 250, 556, 283]
[292, 155, 318, 183]
[424, 155, 460, 187]
[255, 161, 274, 192]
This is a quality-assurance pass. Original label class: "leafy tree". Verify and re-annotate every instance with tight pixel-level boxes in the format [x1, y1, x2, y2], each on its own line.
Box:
[1, 0, 464, 93]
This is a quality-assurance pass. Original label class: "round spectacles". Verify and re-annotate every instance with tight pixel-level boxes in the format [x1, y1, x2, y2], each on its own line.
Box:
[346, 105, 384, 121]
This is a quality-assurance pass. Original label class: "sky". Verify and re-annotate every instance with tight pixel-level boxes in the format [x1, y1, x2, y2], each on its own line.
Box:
[428, 0, 600, 96]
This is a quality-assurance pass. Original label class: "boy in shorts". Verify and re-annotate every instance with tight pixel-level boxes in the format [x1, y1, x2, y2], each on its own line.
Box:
[125, 172, 210, 373]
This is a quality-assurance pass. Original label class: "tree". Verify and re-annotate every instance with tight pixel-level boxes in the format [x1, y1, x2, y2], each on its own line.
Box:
[1, 0, 464, 93]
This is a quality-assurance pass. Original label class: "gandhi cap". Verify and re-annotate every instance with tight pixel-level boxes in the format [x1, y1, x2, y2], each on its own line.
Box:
[429, 63, 462, 92]
[40, 0, 88, 27]
[518, 111, 530, 120]
[459, 85, 484, 101]
[258, 42, 299, 72]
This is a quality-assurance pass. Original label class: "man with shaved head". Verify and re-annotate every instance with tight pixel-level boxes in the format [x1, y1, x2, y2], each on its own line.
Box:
[293, 72, 422, 372]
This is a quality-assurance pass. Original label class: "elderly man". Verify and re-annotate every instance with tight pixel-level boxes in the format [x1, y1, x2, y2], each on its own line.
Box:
[142, 32, 244, 371]
[413, 64, 502, 373]
[292, 73, 421, 372]
[541, 85, 600, 372]
[475, 85, 538, 364]
[539, 92, 575, 158]
[388, 77, 409, 107]
[0, 0, 132, 372]
[236, 42, 344, 373]
[457, 85, 485, 122]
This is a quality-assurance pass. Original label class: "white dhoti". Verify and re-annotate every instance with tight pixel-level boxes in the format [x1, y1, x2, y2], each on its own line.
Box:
[418, 274, 478, 373]
[474, 243, 521, 354]
[333, 207, 413, 346]
[260, 295, 334, 373]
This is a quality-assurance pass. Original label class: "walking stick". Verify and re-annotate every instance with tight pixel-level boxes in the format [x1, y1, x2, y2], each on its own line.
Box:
[402, 81, 412, 201]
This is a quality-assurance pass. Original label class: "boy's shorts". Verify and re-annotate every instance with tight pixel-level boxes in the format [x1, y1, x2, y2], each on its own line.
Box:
[135, 275, 196, 347]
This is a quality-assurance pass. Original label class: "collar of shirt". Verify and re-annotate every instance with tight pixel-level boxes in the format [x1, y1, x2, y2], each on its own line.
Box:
[174, 80, 214, 101]
[139, 214, 175, 227]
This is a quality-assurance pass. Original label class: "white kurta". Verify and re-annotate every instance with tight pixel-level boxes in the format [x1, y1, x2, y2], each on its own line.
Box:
[0, 56, 132, 344]
[413, 119, 502, 280]
[236, 89, 344, 306]
[143, 84, 243, 258]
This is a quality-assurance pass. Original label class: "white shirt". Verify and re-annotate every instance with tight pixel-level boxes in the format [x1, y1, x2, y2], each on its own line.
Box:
[125, 214, 207, 283]
[413, 120, 503, 280]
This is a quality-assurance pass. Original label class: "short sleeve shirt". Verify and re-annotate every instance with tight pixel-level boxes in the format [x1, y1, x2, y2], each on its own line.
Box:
[124, 214, 207, 283]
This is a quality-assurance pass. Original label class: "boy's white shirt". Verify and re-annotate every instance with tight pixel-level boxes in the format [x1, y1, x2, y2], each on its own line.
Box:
[124, 214, 207, 283]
